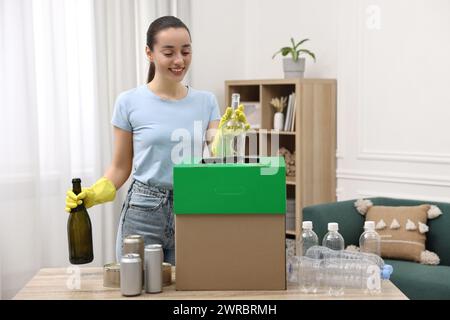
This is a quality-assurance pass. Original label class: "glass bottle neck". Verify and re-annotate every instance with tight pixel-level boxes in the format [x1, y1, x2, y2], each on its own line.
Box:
[231, 94, 240, 110]
[71, 203, 86, 213]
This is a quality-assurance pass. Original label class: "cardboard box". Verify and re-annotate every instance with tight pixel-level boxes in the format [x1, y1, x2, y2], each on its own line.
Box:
[173, 157, 286, 290]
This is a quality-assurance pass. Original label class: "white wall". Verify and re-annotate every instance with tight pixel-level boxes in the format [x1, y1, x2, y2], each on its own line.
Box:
[190, 0, 338, 108]
[190, 0, 450, 202]
[243, 0, 338, 80]
[336, 0, 450, 202]
[190, 0, 247, 110]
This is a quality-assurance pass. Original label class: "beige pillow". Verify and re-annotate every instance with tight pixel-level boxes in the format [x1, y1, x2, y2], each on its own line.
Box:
[354, 199, 442, 265]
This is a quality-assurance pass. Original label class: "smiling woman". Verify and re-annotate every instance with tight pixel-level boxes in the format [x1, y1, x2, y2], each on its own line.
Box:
[64, 15, 221, 266]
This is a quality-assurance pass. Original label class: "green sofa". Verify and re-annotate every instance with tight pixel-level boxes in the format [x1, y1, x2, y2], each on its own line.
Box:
[302, 197, 450, 300]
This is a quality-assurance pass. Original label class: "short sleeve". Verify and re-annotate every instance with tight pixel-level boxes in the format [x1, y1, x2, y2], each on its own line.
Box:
[209, 93, 221, 122]
[111, 93, 132, 132]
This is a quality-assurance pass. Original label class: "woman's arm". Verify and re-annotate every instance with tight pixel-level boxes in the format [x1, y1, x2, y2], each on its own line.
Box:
[104, 126, 133, 190]
[205, 120, 219, 154]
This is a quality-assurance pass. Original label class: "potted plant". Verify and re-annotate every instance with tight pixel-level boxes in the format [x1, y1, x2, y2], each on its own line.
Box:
[272, 37, 316, 78]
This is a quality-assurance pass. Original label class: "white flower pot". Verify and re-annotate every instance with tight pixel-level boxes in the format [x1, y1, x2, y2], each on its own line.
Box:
[273, 112, 284, 131]
[283, 57, 305, 78]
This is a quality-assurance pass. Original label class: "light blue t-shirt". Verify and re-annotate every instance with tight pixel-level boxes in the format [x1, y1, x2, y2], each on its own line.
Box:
[111, 84, 221, 189]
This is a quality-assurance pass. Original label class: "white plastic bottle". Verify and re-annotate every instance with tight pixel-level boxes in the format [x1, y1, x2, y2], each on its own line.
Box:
[296, 221, 319, 256]
[359, 221, 381, 256]
[322, 222, 345, 251]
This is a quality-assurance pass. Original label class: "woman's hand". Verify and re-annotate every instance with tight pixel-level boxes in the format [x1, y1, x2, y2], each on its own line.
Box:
[65, 177, 116, 212]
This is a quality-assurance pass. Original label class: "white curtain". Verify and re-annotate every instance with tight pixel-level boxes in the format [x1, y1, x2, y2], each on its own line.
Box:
[0, 0, 189, 300]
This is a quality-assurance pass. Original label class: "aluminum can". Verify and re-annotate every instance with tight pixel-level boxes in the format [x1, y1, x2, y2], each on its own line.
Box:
[123, 235, 145, 285]
[123, 235, 144, 263]
[144, 244, 163, 293]
[120, 253, 142, 296]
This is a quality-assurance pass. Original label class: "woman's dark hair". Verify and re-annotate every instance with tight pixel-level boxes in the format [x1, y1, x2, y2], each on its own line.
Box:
[147, 16, 191, 83]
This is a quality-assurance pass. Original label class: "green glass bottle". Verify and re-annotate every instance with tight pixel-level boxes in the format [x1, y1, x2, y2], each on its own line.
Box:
[67, 178, 94, 264]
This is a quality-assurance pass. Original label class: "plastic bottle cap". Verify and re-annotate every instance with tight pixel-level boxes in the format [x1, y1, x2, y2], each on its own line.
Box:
[328, 222, 338, 231]
[381, 264, 393, 280]
[302, 221, 313, 229]
[364, 221, 375, 230]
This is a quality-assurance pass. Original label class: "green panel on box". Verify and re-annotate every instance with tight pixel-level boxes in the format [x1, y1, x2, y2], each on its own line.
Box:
[173, 156, 286, 214]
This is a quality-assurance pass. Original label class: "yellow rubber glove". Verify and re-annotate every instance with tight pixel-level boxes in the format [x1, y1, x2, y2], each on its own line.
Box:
[218, 107, 233, 129]
[211, 107, 232, 157]
[65, 177, 116, 213]
[210, 105, 250, 157]
[235, 105, 251, 131]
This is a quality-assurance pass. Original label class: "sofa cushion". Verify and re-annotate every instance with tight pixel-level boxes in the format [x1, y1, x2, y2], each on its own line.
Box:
[386, 259, 450, 300]
[370, 198, 450, 266]
[365, 204, 430, 263]
[355, 199, 443, 264]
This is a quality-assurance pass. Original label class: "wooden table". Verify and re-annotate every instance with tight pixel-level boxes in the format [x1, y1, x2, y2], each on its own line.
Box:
[13, 267, 408, 300]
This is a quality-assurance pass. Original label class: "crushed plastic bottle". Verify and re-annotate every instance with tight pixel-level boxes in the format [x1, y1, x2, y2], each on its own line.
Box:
[324, 258, 382, 294]
[287, 255, 323, 293]
[288, 255, 386, 295]
[305, 245, 393, 280]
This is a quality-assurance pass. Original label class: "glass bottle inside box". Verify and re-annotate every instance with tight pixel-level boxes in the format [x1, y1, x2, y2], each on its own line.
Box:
[219, 93, 246, 163]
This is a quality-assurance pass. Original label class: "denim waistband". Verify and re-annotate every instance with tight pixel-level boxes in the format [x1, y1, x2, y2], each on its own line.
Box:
[131, 179, 173, 198]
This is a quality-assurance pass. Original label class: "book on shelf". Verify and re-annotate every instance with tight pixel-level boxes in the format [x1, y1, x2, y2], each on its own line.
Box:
[284, 93, 291, 131]
[284, 92, 295, 131]
[291, 98, 296, 131]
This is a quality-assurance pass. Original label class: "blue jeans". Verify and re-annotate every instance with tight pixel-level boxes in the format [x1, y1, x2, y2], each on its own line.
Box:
[115, 179, 175, 265]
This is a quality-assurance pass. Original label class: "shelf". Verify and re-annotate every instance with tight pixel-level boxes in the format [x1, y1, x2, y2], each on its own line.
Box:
[226, 78, 337, 241]
[251, 129, 295, 136]
[286, 176, 296, 185]
[274, 131, 296, 135]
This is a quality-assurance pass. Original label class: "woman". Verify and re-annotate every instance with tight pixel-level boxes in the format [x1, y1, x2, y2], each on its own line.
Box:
[65, 16, 221, 265]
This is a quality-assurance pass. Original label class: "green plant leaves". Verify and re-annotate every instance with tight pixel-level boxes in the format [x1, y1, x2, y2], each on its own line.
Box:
[294, 38, 309, 50]
[272, 47, 294, 59]
[281, 47, 293, 56]
[272, 38, 316, 62]
[290, 37, 296, 49]
[297, 49, 316, 62]
[292, 50, 298, 62]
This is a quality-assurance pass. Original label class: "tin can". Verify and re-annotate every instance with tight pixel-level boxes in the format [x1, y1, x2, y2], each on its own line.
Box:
[103, 262, 120, 288]
[120, 253, 142, 296]
[162, 262, 172, 286]
[144, 244, 163, 293]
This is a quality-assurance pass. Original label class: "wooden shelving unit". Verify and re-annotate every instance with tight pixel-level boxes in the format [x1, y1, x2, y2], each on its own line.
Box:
[285, 230, 297, 237]
[225, 79, 337, 240]
[286, 176, 296, 186]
